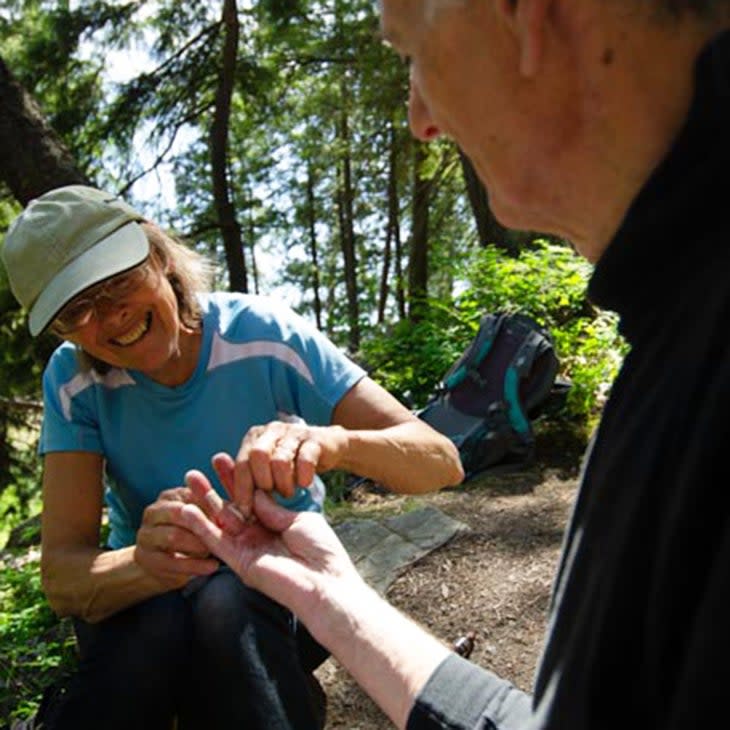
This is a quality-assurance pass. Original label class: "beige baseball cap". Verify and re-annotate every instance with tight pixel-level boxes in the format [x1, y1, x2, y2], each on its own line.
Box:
[1, 185, 150, 336]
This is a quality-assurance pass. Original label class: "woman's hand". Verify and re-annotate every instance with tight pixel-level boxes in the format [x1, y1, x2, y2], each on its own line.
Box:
[225, 377, 464, 521]
[222, 421, 348, 518]
[134, 486, 246, 590]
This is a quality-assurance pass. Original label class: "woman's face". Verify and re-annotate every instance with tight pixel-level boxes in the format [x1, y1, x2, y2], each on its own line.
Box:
[55, 256, 199, 384]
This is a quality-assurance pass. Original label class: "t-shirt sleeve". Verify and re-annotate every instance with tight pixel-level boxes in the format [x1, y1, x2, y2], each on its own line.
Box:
[246, 298, 366, 424]
[407, 654, 533, 730]
[38, 346, 104, 455]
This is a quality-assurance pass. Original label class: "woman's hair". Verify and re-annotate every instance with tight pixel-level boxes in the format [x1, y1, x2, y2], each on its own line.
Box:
[142, 222, 215, 328]
[76, 222, 216, 374]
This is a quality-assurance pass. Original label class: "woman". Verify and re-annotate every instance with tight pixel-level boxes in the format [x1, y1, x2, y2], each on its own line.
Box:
[1, 184, 463, 729]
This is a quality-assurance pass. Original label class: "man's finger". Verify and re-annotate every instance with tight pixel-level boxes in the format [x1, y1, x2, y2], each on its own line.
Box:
[212, 452, 236, 496]
[211, 451, 255, 535]
[185, 468, 247, 534]
[185, 469, 217, 506]
[180, 503, 231, 559]
[252, 490, 300, 532]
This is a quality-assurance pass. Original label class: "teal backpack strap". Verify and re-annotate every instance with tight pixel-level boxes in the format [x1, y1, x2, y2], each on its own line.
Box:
[502, 317, 559, 436]
[443, 313, 505, 390]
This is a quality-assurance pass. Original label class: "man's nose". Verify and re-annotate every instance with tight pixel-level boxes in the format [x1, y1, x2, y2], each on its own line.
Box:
[408, 78, 441, 142]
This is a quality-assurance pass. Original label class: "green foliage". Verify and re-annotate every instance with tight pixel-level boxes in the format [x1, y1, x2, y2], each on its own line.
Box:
[0, 0, 124, 177]
[0, 230, 49, 539]
[0, 554, 76, 724]
[0, 455, 43, 550]
[458, 240, 628, 420]
[358, 240, 628, 428]
[357, 310, 472, 408]
[459, 240, 592, 321]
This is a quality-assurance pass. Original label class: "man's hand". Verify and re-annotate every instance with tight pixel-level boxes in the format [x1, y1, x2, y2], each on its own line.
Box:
[220, 421, 348, 519]
[181, 469, 360, 619]
[181, 468, 454, 730]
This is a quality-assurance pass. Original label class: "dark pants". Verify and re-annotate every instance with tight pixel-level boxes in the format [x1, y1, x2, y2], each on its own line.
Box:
[47, 568, 328, 729]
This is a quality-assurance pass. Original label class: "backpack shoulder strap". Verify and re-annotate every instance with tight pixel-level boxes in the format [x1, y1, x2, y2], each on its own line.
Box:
[501, 314, 559, 435]
[443, 312, 506, 391]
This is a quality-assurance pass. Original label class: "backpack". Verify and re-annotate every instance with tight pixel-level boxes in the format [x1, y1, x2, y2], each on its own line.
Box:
[417, 312, 561, 480]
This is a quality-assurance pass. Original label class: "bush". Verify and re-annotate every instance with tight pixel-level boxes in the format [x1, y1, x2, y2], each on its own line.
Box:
[0, 553, 76, 724]
[358, 240, 628, 430]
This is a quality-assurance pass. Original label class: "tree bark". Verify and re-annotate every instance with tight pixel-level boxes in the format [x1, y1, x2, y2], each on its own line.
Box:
[378, 120, 400, 324]
[336, 89, 360, 352]
[210, 0, 248, 292]
[305, 163, 323, 331]
[0, 56, 89, 204]
[245, 187, 260, 295]
[408, 141, 431, 322]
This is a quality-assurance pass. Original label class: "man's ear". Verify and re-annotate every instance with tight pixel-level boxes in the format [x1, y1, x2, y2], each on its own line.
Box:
[496, 0, 553, 77]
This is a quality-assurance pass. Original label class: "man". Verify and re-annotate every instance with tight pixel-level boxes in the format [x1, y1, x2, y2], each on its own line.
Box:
[175, 0, 730, 728]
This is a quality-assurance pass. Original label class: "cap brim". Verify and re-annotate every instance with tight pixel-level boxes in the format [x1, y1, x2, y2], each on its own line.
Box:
[29, 221, 150, 336]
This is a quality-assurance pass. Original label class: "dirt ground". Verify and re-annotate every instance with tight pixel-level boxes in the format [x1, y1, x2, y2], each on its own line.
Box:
[316, 460, 580, 729]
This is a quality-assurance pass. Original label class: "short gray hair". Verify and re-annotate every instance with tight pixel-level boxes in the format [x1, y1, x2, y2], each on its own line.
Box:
[424, 0, 467, 24]
[424, 0, 728, 22]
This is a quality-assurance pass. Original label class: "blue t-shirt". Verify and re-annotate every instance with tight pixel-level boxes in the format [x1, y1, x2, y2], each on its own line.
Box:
[39, 292, 366, 548]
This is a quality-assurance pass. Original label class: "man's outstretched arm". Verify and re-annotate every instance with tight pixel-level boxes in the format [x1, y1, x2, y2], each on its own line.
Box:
[179, 472, 531, 729]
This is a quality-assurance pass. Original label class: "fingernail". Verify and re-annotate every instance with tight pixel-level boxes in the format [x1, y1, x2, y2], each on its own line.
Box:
[228, 503, 248, 522]
[230, 503, 259, 525]
[204, 490, 221, 508]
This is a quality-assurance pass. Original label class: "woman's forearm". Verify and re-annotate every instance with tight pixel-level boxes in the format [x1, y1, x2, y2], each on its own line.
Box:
[41, 545, 169, 623]
[330, 377, 464, 493]
[337, 420, 464, 494]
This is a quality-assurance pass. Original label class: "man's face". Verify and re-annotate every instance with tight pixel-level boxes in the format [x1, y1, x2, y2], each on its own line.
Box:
[378, 0, 580, 240]
[379, 1, 467, 143]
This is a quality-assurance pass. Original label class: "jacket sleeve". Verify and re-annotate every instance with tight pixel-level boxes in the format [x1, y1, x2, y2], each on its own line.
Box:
[407, 654, 532, 730]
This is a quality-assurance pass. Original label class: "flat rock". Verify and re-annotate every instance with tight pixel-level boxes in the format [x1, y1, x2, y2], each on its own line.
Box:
[333, 505, 468, 594]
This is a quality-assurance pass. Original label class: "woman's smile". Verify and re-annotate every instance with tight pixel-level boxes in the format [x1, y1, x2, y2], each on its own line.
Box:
[109, 312, 152, 347]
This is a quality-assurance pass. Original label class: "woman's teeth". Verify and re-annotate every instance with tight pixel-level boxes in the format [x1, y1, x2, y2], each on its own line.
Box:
[112, 314, 151, 346]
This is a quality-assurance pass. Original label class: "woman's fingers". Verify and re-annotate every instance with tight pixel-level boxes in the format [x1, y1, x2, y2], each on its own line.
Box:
[229, 422, 332, 516]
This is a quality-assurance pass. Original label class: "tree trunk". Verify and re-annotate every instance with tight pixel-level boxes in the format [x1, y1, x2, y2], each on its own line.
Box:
[408, 141, 431, 322]
[210, 0, 248, 292]
[336, 90, 360, 352]
[458, 148, 518, 255]
[0, 56, 88, 204]
[395, 222, 406, 321]
[305, 163, 323, 331]
[378, 120, 400, 324]
[245, 188, 260, 295]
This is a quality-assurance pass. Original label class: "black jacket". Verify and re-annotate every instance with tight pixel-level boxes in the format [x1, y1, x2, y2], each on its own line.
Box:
[409, 28, 730, 730]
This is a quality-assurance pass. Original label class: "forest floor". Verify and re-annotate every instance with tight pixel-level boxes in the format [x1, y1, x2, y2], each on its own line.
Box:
[316, 438, 582, 729]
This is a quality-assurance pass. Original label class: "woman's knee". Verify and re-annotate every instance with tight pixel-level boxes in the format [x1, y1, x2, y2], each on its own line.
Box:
[189, 569, 292, 657]
[75, 590, 191, 675]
